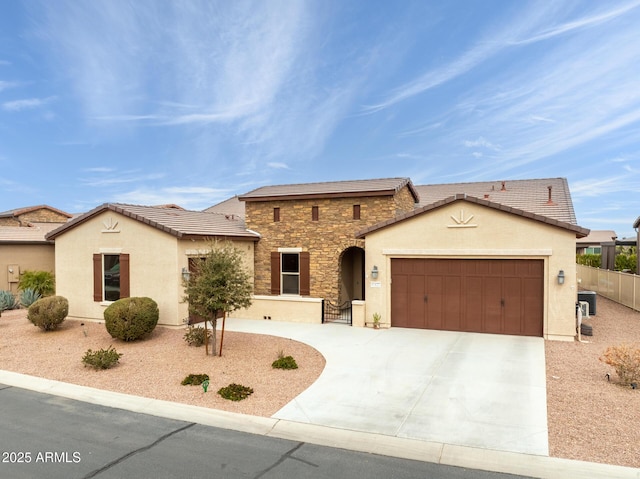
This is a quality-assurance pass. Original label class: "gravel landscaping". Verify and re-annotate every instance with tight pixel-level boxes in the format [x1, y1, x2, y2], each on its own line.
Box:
[1, 295, 639, 468]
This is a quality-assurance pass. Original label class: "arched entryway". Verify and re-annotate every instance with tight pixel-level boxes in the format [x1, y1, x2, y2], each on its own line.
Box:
[339, 246, 365, 302]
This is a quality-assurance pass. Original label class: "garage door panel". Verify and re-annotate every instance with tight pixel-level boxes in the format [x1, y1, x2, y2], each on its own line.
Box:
[483, 276, 503, 334]
[391, 274, 409, 328]
[408, 275, 426, 329]
[391, 258, 543, 337]
[443, 276, 462, 331]
[425, 276, 443, 329]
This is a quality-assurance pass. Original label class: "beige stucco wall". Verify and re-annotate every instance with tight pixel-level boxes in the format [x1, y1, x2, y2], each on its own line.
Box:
[177, 239, 255, 324]
[54, 214, 256, 327]
[0, 244, 55, 294]
[229, 295, 322, 323]
[54, 211, 181, 325]
[362, 201, 578, 340]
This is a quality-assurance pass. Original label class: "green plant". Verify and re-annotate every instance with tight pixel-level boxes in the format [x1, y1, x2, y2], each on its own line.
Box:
[372, 312, 381, 328]
[183, 326, 211, 347]
[82, 346, 123, 370]
[576, 254, 601, 268]
[615, 253, 637, 274]
[217, 383, 254, 401]
[18, 270, 55, 297]
[19, 288, 41, 308]
[272, 350, 298, 370]
[600, 344, 640, 386]
[182, 240, 253, 356]
[181, 373, 210, 386]
[27, 296, 69, 331]
[104, 297, 159, 341]
[0, 290, 18, 311]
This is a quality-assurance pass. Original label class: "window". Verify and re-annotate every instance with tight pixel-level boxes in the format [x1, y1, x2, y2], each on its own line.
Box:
[586, 247, 601, 255]
[312, 206, 319, 221]
[353, 204, 361, 220]
[281, 253, 300, 294]
[273, 207, 280, 222]
[93, 253, 129, 302]
[270, 251, 310, 296]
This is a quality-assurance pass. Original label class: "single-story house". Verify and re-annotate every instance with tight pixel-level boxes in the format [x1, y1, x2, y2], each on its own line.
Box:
[46, 203, 259, 326]
[46, 177, 589, 341]
[0, 205, 72, 293]
[576, 230, 618, 255]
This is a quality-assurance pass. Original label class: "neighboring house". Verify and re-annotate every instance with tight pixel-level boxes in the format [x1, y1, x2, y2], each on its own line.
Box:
[46, 204, 259, 326]
[0, 205, 72, 293]
[46, 177, 589, 341]
[576, 230, 618, 255]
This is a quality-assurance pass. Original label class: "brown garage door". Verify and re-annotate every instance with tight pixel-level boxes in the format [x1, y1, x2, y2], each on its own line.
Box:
[391, 258, 543, 336]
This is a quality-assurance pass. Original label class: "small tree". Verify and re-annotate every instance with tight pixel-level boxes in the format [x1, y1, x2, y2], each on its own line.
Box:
[183, 241, 252, 356]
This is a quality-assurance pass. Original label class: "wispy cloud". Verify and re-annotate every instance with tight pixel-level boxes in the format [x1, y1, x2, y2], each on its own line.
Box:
[363, 2, 640, 114]
[0, 80, 19, 91]
[79, 171, 165, 187]
[115, 186, 231, 210]
[267, 162, 290, 170]
[2, 96, 56, 111]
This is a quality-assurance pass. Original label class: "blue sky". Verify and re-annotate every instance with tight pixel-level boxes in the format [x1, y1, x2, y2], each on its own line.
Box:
[1, 1, 640, 237]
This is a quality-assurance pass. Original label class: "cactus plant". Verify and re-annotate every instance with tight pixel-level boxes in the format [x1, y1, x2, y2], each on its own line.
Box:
[19, 288, 41, 308]
[0, 290, 18, 311]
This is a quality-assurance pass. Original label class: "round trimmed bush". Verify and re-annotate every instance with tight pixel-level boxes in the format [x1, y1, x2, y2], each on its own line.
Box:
[104, 297, 159, 341]
[28, 296, 69, 331]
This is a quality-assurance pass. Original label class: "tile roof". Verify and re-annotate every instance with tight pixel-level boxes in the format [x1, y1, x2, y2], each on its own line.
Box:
[238, 177, 419, 202]
[414, 178, 577, 225]
[0, 222, 61, 244]
[356, 193, 590, 239]
[46, 204, 260, 241]
[576, 230, 618, 245]
[203, 195, 245, 218]
[0, 205, 72, 219]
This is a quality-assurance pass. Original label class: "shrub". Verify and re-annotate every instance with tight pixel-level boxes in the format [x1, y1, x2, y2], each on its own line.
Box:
[104, 297, 159, 341]
[27, 296, 69, 331]
[272, 350, 298, 370]
[218, 383, 253, 401]
[82, 346, 123, 370]
[183, 326, 211, 347]
[600, 344, 640, 386]
[576, 254, 601, 268]
[18, 270, 55, 297]
[0, 290, 18, 311]
[181, 373, 210, 386]
[19, 288, 41, 308]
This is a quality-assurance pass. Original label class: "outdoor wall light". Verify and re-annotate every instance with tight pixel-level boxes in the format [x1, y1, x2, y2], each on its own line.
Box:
[371, 265, 379, 280]
[181, 267, 191, 282]
[557, 270, 565, 285]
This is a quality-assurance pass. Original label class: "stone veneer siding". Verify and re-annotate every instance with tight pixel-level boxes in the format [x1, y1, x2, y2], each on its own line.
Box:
[0, 209, 69, 226]
[245, 185, 417, 302]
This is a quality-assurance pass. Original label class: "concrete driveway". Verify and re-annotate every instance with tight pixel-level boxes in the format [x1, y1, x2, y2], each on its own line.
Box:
[223, 318, 549, 456]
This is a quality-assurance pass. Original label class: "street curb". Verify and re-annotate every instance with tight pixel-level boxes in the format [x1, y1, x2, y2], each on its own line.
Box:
[1, 370, 638, 479]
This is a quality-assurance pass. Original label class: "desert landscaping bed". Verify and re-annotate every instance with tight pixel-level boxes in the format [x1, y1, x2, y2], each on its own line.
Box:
[0, 310, 325, 417]
[1, 295, 639, 468]
[545, 295, 640, 468]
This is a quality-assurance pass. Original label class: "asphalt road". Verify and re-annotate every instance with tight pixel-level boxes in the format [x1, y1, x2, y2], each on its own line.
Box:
[0, 383, 534, 479]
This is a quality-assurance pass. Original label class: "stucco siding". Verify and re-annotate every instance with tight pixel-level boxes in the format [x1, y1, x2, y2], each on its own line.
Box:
[363, 201, 578, 340]
[54, 212, 180, 325]
[0, 244, 55, 294]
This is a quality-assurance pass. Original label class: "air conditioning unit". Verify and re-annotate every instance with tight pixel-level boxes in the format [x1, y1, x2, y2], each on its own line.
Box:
[578, 301, 590, 319]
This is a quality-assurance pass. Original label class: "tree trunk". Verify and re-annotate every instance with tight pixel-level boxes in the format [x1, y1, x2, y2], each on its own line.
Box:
[211, 318, 218, 356]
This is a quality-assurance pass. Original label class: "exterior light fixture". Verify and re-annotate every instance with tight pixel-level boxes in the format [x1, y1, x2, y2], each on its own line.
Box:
[181, 267, 191, 282]
[371, 265, 379, 280]
[557, 270, 565, 285]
